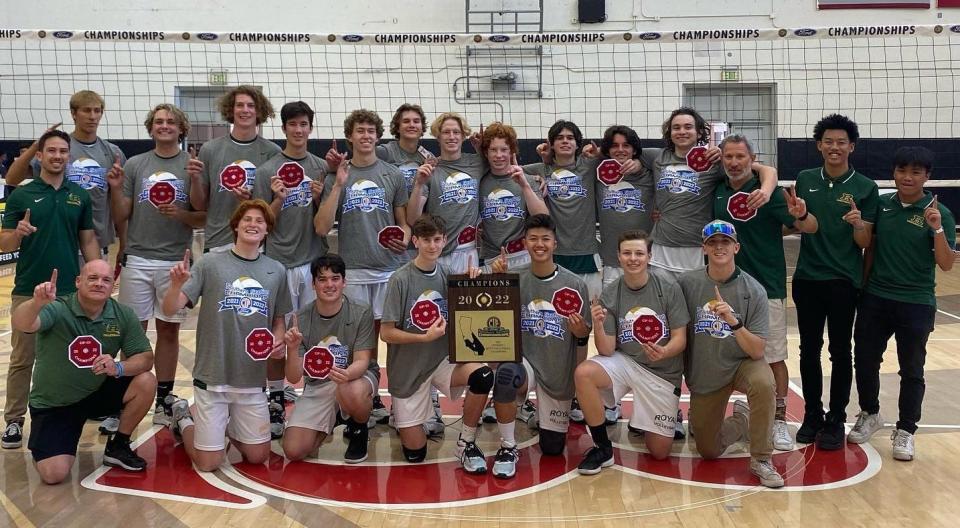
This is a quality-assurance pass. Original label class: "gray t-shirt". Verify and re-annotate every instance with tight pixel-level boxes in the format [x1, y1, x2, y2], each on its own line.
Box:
[478, 170, 541, 260]
[421, 154, 483, 255]
[597, 164, 656, 267]
[519, 266, 591, 400]
[253, 152, 329, 268]
[199, 135, 281, 249]
[677, 267, 769, 394]
[122, 150, 194, 261]
[32, 136, 126, 248]
[294, 296, 377, 388]
[600, 270, 689, 387]
[182, 250, 292, 388]
[381, 261, 450, 398]
[525, 158, 600, 256]
[325, 159, 408, 271]
[650, 148, 725, 248]
[377, 141, 432, 194]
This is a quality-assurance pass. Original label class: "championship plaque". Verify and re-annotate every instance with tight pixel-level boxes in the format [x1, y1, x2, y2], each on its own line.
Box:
[448, 273, 521, 363]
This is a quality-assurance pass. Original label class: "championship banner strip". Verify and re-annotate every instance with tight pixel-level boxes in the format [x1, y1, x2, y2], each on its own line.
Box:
[2, 24, 960, 45]
[819, 0, 929, 8]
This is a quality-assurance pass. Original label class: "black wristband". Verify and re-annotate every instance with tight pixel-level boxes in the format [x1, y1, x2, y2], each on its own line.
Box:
[729, 319, 744, 331]
[798, 212, 809, 221]
[576, 336, 590, 346]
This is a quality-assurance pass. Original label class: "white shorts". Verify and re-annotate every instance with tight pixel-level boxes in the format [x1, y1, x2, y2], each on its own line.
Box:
[764, 298, 788, 363]
[649, 244, 704, 278]
[206, 243, 234, 254]
[510, 359, 571, 434]
[602, 265, 623, 288]
[589, 352, 680, 437]
[481, 250, 531, 274]
[118, 262, 188, 323]
[344, 281, 389, 320]
[287, 374, 378, 434]
[578, 266, 603, 301]
[285, 262, 317, 312]
[439, 245, 478, 275]
[392, 362, 467, 429]
[192, 388, 271, 451]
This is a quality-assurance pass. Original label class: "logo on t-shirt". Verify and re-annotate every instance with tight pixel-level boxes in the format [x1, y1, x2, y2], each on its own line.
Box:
[318, 335, 350, 369]
[546, 169, 587, 200]
[138, 172, 187, 205]
[439, 172, 478, 205]
[409, 290, 449, 331]
[481, 189, 523, 221]
[618, 307, 669, 344]
[657, 165, 701, 195]
[67, 157, 107, 191]
[520, 299, 566, 340]
[693, 302, 735, 338]
[343, 179, 389, 213]
[218, 160, 257, 191]
[600, 182, 645, 213]
[218, 276, 270, 317]
[907, 214, 925, 228]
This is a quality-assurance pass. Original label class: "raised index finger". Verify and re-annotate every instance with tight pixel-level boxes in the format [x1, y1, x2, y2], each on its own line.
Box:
[930, 194, 939, 209]
[50, 268, 58, 285]
[23, 208, 31, 223]
[183, 248, 191, 266]
[714, 285, 724, 303]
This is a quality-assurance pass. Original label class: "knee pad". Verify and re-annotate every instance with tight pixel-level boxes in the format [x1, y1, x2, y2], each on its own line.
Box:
[402, 444, 427, 463]
[467, 365, 494, 395]
[493, 362, 527, 404]
[538, 429, 567, 456]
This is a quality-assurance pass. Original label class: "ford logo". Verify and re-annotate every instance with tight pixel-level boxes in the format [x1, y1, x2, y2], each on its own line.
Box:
[489, 34, 510, 43]
[638, 32, 661, 41]
[794, 28, 817, 37]
[197, 32, 218, 41]
[342, 34, 363, 42]
[53, 31, 73, 39]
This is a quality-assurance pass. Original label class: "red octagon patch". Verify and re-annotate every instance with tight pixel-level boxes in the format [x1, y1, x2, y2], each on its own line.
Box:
[69, 335, 102, 368]
[378, 226, 405, 249]
[632, 314, 665, 344]
[303, 346, 335, 379]
[596, 159, 623, 186]
[411, 299, 441, 331]
[245, 328, 275, 361]
[505, 237, 525, 254]
[277, 162, 306, 189]
[148, 181, 176, 207]
[551, 287, 583, 318]
[727, 191, 757, 221]
[220, 164, 248, 190]
[685, 146, 712, 172]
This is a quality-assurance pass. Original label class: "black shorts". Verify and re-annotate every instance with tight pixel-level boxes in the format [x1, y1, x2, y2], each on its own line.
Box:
[27, 376, 132, 462]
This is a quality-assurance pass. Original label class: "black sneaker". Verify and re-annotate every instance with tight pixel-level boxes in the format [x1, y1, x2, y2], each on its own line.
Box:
[674, 409, 686, 440]
[796, 412, 824, 444]
[268, 401, 285, 439]
[103, 440, 147, 471]
[577, 445, 614, 475]
[2, 422, 23, 449]
[816, 416, 845, 451]
[371, 394, 390, 425]
[344, 423, 369, 463]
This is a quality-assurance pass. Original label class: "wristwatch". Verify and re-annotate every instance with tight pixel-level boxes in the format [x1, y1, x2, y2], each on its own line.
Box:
[934, 227, 945, 235]
[728, 319, 744, 331]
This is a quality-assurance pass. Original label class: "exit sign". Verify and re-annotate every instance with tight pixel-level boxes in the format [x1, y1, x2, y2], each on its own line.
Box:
[208, 71, 229, 86]
[721, 69, 740, 82]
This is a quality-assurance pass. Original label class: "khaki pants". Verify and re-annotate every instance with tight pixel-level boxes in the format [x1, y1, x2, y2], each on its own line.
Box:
[4, 295, 35, 425]
[689, 359, 775, 460]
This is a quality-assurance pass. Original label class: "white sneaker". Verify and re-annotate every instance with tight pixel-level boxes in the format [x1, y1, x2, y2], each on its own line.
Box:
[457, 438, 487, 474]
[771, 419, 794, 451]
[891, 429, 915, 461]
[604, 403, 622, 425]
[480, 401, 497, 425]
[98, 416, 120, 436]
[569, 398, 584, 423]
[152, 394, 178, 427]
[492, 445, 520, 479]
[423, 408, 445, 437]
[750, 458, 784, 488]
[516, 399, 538, 429]
[847, 411, 883, 444]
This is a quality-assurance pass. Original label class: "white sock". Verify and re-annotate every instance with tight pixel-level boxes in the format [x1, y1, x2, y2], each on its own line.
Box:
[498, 420, 516, 448]
[461, 425, 477, 443]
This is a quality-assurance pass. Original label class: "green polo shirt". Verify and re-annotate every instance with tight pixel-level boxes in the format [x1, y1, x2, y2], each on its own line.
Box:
[29, 293, 151, 409]
[793, 167, 879, 286]
[866, 192, 956, 306]
[1, 178, 94, 296]
[714, 175, 795, 299]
